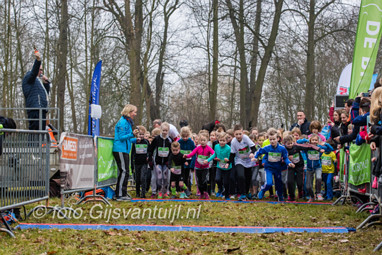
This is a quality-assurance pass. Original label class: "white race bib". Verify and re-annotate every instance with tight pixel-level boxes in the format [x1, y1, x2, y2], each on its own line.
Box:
[321, 156, 332, 166]
[218, 161, 228, 169]
[308, 151, 320, 161]
[172, 165, 182, 175]
[197, 155, 209, 165]
[136, 144, 148, 154]
[158, 147, 169, 157]
[268, 152, 281, 162]
[292, 153, 300, 164]
[181, 150, 192, 160]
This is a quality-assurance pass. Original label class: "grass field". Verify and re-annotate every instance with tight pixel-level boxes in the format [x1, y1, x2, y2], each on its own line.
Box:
[1, 194, 382, 254]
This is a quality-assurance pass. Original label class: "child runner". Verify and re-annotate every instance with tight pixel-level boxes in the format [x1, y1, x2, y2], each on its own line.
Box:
[297, 134, 333, 202]
[249, 134, 261, 199]
[131, 125, 150, 198]
[178, 126, 196, 197]
[229, 124, 258, 201]
[149, 122, 172, 199]
[184, 133, 214, 199]
[205, 132, 232, 200]
[208, 130, 218, 195]
[283, 135, 321, 201]
[168, 142, 189, 198]
[149, 127, 161, 198]
[253, 128, 295, 201]
[321, 143, 337, 200]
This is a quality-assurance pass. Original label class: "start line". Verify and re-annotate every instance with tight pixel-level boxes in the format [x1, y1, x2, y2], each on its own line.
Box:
[17, 223, 355, 234]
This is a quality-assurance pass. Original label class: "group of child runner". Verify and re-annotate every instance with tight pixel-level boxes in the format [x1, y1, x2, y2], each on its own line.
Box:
[129, 120, 338, 203]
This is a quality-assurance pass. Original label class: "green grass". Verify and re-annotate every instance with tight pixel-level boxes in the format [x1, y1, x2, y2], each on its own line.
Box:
[1, 195, 381, 254]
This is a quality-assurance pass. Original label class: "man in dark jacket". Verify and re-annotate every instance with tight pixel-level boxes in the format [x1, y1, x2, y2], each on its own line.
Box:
[289, 111, 311, 135]
[22, 50, 51, 130]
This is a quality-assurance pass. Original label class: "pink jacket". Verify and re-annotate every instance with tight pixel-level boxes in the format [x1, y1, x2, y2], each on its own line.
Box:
[186, 145, 214, 169]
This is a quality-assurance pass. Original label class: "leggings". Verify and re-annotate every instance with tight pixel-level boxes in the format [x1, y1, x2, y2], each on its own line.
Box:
[155, 164, 169, 194]
[209, 166, 217, 194]
[305, 168, 322, 198]
[195, 168, 209, 194]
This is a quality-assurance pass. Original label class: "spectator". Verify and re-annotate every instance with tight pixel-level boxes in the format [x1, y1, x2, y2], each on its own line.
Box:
[22, 50, 51, 130]
[0, 116, 16, 156]
[289, 111, 311, 135]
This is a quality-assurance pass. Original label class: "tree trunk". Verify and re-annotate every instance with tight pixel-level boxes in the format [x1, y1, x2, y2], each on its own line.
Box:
[56, 0, 68, 132]
[226, 0, 249, 128]
[250, 0, 283, 127]
[304, 0, 316, 120]
[209, 0, 218, 121]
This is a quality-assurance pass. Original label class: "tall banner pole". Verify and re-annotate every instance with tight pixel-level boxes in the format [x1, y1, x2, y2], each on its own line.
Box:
[349, 0, 382, 98]
[88, 60, 102, 136]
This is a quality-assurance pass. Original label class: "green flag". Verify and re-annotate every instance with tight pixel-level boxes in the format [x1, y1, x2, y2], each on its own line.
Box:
[348, 143, 371, 186]
[349, 0, 382, 98]
[339, 148, 345, 182]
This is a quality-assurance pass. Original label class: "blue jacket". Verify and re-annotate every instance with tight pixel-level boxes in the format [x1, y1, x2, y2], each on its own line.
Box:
[254, 143, 291, 172]
[22, 60, 50, 112]
[297, 139, 333, 170]
[178, 138, 196, 168]
[112, 116, 136, 153]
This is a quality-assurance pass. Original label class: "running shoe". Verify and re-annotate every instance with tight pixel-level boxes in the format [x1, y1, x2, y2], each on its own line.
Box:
[258, 190, 265, 200]
[158, 192, 163, 199]
[179, 192, 185, 199]
[238, 194, 247, 201]
[317, 193, 324, 201]
[203, 192, 210, 200]
[216, 192, 222, 198]
[163, 193, 169, 199]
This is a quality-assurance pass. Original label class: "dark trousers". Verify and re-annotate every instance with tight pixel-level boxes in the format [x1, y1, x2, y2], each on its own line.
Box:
[229, 165, 237, 195]
[287, 165, 304, 199]
[113, 152, 130, 197]
[183, 167, 191, 191]
[208, 166, 217, 194]
[195, 168, 209, 194]
[221, 169, 231, 199]
[135, 164, 149, 196]
[28, 110, 47, 130]
[215, 168, 223, 193]
[235, 164, 253, 195]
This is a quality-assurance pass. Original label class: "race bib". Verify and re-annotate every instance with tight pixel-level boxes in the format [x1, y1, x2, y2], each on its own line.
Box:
[181, 150, 192, 160]
[218, 161, 228, 169]
[136, 144, 148, 154]
[158, 147, 169, 157]
[172, 165, 182, 175]
[197, 155, 209, 165]
[292, 153, 300, 164]
[308, 151, 320, 161]
[322, 156, 332, 166]
[238, 146, 250, 159]
[268, 152, 281, 162]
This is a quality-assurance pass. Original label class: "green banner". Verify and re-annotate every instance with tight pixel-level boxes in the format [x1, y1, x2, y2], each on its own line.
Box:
[348, 143, 371, 186]
[97, 137, 118, 182]
[339, 148, 345, 182]
[349, 0, 382, 98]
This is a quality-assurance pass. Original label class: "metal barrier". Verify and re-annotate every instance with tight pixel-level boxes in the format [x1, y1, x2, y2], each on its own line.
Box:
[0, 107, 60, 135]
[0, 129, 50, 237]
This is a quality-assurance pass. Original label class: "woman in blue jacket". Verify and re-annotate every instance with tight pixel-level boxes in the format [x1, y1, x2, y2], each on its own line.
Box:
[113, 104, 138, 201]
